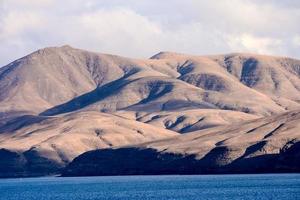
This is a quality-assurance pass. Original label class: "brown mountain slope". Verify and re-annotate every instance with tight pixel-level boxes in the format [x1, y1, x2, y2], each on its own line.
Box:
[63, 110, 300, 176]
[0, 45, 170, 113]
[0, 111, 177, 164]
[115, 109, 257, 133]
[1, 46, 300, 177]
[1, 46, 300, 118]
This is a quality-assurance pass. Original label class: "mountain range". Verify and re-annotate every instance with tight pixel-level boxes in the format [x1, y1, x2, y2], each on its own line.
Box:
[0, 45, 299, 177]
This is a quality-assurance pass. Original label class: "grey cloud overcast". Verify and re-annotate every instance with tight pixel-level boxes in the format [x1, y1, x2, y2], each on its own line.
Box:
[0, 0, 300, 66]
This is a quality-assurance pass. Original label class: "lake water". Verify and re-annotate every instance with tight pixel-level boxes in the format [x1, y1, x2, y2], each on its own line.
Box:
[0, 174, 299, 200]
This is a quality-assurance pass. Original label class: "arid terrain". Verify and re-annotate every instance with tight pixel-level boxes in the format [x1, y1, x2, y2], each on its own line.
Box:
[0, 45, 299, 177]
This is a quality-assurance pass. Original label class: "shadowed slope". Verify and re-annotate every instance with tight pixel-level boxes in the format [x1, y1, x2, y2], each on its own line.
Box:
[0, 46, 174, 114]
[2, 46, 300, 118]
[1, 46, 300, 177]
[0, 111, 177, 175]
[115, 109, 258, 133]
[63, 110, 300, 175]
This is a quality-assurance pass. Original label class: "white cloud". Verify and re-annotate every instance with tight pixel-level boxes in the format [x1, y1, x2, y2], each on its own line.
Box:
[293, 36, 300, 46]
[0, 0, 299, 66]
[0, 11, 43, 39]
[73, 9, 162, 56]
[227, 34, 283, 55]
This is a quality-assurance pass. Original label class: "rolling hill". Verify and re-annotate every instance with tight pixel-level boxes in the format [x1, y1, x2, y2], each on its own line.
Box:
[63, 109, 300, 176]
[0, 45, 299, 177]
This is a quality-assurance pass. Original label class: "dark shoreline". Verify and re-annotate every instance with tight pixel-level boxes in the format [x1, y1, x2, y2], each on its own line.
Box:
[2, 172, 300, 179]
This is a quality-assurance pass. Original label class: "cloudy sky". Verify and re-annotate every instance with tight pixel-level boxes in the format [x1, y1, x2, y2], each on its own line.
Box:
[1, 0, 300, 66]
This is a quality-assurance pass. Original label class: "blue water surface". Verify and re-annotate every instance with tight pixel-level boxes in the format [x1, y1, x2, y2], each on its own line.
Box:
[0, 174, 299, 200]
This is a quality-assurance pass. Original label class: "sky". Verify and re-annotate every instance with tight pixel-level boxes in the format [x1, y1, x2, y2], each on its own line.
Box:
[0, 0, 300, 66]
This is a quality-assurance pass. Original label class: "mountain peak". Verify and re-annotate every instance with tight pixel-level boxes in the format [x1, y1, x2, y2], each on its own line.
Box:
[24, 45, 77, 60]
[36, 44, 75, 53]
[150, 51, 187, 59]
[60, 44, 73, 49]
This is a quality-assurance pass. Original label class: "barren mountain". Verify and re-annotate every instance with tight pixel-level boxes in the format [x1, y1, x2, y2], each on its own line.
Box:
[63, 109, 300, 176]
[1, 46, 300, 117]
[115, 109, 257, 133]
[0, 111, 177, 177]
[0, 45, 300, 177]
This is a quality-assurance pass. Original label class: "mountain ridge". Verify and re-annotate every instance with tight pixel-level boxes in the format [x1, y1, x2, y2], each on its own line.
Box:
[0, 45, 299, 177]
